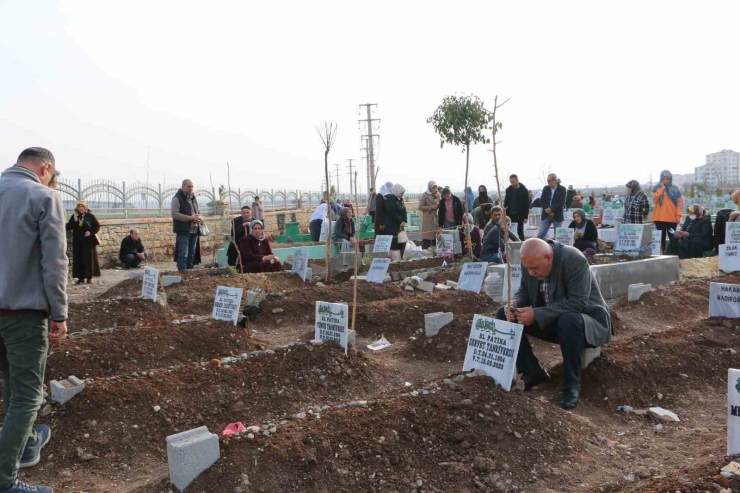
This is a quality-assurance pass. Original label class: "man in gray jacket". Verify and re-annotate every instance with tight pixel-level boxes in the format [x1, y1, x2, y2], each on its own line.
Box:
[496, 238, 612, 410]
[0, 148, 68, 493]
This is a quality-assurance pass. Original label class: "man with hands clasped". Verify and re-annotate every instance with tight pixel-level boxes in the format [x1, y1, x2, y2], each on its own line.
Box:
[495, 238, 612, 410]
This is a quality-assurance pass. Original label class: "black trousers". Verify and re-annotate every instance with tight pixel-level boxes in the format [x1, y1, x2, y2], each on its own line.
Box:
[309, 219, 323, 242]
[421, 239, 436, 249]
[508, 213, 526, 240]
[654, 221, 677, 253]
[496, 306, 586, 391]
[678, 237, 711, 259]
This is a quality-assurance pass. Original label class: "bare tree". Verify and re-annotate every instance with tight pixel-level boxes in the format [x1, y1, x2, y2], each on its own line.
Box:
[315, 122, 339, 282]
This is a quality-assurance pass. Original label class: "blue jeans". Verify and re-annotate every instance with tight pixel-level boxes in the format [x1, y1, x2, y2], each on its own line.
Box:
[480, 252, 504, 264]
[537, 216, 562, 239]
[122, 252, 147, 268]
[176, 233, 198, 271]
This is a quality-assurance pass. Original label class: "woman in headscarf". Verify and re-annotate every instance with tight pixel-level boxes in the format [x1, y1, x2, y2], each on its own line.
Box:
[472, 185, 493, 209]
[464, 186, 475, 211]
[384, 183, 408, 256]
[309, 203, 328, 242]
[332, 207, 357, 246]
[567, 209, 598, 252]
[419, 180, 441, 249]
[438, 187, 464, 228]
[623, 180, 650, 224]
[652, 170, 685, 253]
[66, 201, 101, 284]
[373, 181, 393, 234]
[458, 213, 482, 259]
[531, 190, 542, 208]
[570, 195, 584, 210]
[240, 219, 282, 273]
[673, 205, 713, 259]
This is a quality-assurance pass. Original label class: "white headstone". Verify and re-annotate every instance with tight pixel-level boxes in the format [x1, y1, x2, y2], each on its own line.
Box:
[141, 267, 159, 302]
[212, 286, 244, 325]
[728, 369, 740, 456]
[720, 244, 740, 272]
[602, 208, 622, 226]
[727, 223, 740, 245]
[462, 315, 523, 391]
[366, 258, 391, 284]
[502, 263, 522, 300]
[555, 227, 575, 247]
[651, 229, 662, 256]
[457, 262, 488, 293]
[373, 235, 393, 253]
[292, 248, 309, 281]
[709, 282, 740, 318]
[314, 301, 349, 354]
[437, 232, 455, 258]
[614, 224, 645, 255]
[318, 221, 330, 242]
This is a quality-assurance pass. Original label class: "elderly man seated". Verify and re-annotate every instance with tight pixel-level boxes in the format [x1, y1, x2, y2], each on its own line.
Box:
[495, 237, 612, 410]
[119, 229, 148, 269]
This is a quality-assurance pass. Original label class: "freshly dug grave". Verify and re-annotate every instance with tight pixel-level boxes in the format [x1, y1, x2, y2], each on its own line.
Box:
[402, 315, 477, 363]
[609, 275, 740, 335]
[581, 317, 740, 408]
[354, 290, 499, 340]
[182, 377, 599, 493]
[67, 298, 176, 331]
[424, 266, 463, 285]
[46, 320, 259, 380]
[18, 346, 391, 489]
[681, 256, 720, 280]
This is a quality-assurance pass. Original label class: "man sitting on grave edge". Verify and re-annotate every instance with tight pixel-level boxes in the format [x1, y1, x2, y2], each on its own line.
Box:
[496, 237, 612, 410]
[119, 229, 148, 269]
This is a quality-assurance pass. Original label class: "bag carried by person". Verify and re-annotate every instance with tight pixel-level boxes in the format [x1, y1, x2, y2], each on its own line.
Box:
[397, 231, 409, 244]
[199, 223, 211, 236]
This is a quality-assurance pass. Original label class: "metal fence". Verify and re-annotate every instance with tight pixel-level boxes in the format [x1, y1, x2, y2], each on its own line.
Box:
[55, 178, 423, 218]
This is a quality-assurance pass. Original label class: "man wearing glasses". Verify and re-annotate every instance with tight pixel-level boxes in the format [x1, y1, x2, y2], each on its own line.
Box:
[0, 148, 68, 493]
[537, 173, 567, 239]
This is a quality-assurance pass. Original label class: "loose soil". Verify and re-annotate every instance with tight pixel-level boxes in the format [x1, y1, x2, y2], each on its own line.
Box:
[67, 298, 176, 331]
[46, 320, 259, 380]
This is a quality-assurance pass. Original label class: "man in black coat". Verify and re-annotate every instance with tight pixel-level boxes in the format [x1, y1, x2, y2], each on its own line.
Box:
[227, 206, 251, 268]
[503, 174, 530, 239]
[537, 173, 566, 239]
[119, 229, 148, 268]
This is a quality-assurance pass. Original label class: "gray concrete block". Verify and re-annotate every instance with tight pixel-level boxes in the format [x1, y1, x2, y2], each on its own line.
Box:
[127, 271, 144, 280]
[425, 312, 453, 337]
[415, 280, 435, 293]
[582, 347, 601, 369]
[627, 283, 652, 302]
[50, 375, 85, 404]
[435, 283, 451, 291]
[167, 426, 220, 492]
[592, 255, 679, 300]
[348, 329, 356, 347]
[162, 275, 182, 287]
[445, 280, 458, 288]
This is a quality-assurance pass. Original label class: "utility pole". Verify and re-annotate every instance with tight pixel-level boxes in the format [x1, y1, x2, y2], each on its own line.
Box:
[358, 103, 379, 194]
[346, 159, 355, 197]
[333, 163, 341, 195]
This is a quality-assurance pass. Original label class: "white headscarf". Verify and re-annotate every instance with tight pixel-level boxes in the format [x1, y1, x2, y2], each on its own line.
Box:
[391, 183, 406, 198]
[379, 181, 393, 196]
[426, 180, 437, 195]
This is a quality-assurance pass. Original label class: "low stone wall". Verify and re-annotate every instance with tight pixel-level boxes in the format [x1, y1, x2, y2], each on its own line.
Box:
[93, 203, 408, 267]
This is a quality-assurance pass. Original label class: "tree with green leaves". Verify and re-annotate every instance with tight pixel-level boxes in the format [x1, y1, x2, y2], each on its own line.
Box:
[427, 94, 491, 258]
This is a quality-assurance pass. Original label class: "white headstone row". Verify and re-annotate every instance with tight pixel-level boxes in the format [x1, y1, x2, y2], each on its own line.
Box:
[315, 301, 349, 354]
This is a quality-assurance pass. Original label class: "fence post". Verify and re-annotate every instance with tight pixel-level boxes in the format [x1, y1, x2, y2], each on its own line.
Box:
[123, 181, 127, 218]
[284, 189, 288, 210]
[159, 184, 163, 217]
[77, 179, 82, 201]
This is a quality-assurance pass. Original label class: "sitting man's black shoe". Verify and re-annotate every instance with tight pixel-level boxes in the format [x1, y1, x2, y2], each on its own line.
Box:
[558, 388, 580, 410]
[522, 367, 550, 391]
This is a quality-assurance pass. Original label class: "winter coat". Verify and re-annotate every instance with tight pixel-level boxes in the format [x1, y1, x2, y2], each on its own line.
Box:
[438, 195, 464, 227]
[419, 191, 441, 240]
[540, 185, 567, 222]
[384, 194, 407, 238]
[504, 183, 530, 219]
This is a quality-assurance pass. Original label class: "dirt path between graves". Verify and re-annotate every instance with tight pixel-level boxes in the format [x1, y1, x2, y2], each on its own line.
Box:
[4, 265, 740, 492]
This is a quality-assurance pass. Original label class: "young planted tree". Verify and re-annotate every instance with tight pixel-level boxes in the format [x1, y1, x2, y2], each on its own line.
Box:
[315, 122, 339, 282]
[488, 95, 512, 304]
[427, 94, 491, 258]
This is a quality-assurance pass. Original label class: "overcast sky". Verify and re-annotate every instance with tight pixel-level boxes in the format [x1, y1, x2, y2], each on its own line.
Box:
[1, 1, 739, 195]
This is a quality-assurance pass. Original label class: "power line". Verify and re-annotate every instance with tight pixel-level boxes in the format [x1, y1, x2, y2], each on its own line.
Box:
[345, 159, 355, 195]
[359, 103, 379, 194]
[333, 163, 341, 195]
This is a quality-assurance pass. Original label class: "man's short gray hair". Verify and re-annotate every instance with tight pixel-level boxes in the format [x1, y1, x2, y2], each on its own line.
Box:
[547, 173, 558, 181]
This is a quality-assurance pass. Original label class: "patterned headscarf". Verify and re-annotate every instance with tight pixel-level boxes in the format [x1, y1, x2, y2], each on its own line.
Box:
[338, 207, 353, 236]
[651, 170, 682, 206]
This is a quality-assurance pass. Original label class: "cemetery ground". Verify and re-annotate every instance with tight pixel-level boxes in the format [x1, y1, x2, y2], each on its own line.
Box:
[2, 258, 740, 492]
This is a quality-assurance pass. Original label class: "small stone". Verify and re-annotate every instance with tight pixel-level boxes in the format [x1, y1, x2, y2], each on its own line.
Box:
[246, 433, 254, 439]
[656, 393, 663, 400]
[272, 308, 284, 314]
[453, 375, 465, 383]
[460, 399, 473, 406]
[623, 474, 635, 482]
[153, 405, 161, 413]
[315, 282, 326, 287]
[291, 412, 307, 420]
[513, 432, 522, 439]
[635, 466, 650, 479]
[679, 373, 689, 378]
[262, 430, 270, 436]
[654, 424, 663, 432]
[713, 475, 730, 487]
[721, 461, 740, 476]
[649, 407, 680, 422]
[40, 405, 52, 417]
[720, 471, 733, 479]
[726, 348, 738, 355]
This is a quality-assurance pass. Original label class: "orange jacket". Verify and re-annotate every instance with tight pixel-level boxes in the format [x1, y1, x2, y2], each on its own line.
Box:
[652, 188, 684, 223]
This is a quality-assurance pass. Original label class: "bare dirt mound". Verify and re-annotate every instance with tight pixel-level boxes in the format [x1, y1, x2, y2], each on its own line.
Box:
[609, 275, 740, 336]
[355, 290, 499, 340]
[182, 377, 599, 493]
[47, 320, 259, 380]
[67, 298, 176, 331]
[424, 266, 463, 285]
[600, 456, 740, 492]
[581, 317, 740, 408]
[25, 346, 391, 491]
[402, 316, 476, 363]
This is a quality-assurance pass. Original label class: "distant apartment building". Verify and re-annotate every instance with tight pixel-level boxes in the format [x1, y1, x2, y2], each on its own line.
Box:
[671, 173, 695, 187]
[694, 149, 740, 188]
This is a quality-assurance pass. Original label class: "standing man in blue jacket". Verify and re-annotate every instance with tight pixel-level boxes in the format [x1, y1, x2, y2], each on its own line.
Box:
[0, 148, 68, 493]
[537, 173, 566, 239]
